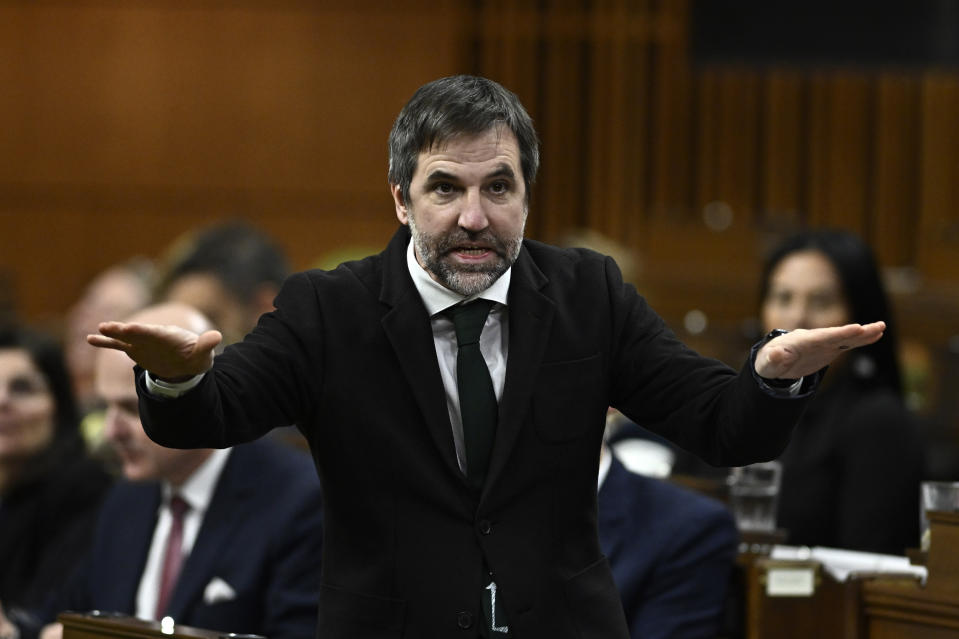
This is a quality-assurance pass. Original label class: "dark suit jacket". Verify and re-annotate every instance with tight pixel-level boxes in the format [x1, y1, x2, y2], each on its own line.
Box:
[599, 455, 738, 639]
[50, 440, 323, 639]
[139, 226, 812, 639]
[0, 436, 112, 615]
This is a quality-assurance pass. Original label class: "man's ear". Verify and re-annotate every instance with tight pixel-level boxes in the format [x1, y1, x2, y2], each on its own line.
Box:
[390, 184, 409, 225]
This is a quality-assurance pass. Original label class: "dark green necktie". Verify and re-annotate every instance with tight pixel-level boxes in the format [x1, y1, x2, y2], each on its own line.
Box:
[445, 299, 497, 491]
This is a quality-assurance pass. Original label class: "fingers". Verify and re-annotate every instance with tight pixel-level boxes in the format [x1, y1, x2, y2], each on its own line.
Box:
[95, 320, 167, 340]
[754, 321, 886, 380]
[820, 322, 885, 350]
[86, 321, 156, 352]
[196, 330, 224, 354]
[86, 333, 132, 351]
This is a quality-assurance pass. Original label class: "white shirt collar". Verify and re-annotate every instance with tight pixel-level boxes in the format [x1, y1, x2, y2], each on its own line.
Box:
[162, 448, 231, 512]
[405, 237, 511, 316]
[597, 445, 613, 491]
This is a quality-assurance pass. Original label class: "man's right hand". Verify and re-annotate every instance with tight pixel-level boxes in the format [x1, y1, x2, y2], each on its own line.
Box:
[88, 320, 222, 381]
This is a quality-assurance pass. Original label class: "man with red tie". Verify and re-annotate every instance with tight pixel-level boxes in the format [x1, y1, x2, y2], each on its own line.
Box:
[30, 303, 323, 639]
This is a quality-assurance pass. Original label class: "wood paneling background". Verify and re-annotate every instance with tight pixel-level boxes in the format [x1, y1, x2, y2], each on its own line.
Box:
[469, 1, 959, 412]
[0, 0, 473, 323]
[1, 1, 957, 434]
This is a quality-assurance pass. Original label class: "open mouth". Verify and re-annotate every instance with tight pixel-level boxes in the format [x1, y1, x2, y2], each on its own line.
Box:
[453, 246, 492, 258]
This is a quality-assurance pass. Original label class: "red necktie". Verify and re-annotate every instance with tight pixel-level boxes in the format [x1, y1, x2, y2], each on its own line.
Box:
[155, 495, 190, 618]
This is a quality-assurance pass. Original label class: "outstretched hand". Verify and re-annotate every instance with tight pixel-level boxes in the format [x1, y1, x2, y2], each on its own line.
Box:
[87, 321, 223, 381]
[754, 321, 886, 380]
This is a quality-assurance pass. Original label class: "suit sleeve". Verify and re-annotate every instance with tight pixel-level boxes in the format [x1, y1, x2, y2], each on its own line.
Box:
[605, 256, 812, 466]
[139, 272, 325, 449]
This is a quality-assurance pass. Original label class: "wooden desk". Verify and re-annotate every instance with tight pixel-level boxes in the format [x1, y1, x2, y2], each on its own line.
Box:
[861, 510, 959, 638]
[743, 558, 864, 639]
[58, 612, 260, 639]
[737, 511, 959, 639]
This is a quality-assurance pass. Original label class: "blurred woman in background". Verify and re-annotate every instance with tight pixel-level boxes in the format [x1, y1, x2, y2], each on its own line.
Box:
[0, 325, 112, 624]
[760, 229, 923, 555]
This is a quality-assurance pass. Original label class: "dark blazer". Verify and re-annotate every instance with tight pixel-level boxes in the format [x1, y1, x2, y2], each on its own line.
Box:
[139, 226, 812, 639]
[51, 440, 323, 639]
[777, 373, 923, 554]
[0, 436, 112, 615]
[599, 455, 738, 639]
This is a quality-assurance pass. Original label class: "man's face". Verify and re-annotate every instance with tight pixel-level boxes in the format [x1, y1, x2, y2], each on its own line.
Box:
[95, 347, 207, 483]
[164, 273, 250, 345]
[391, 126, 527, 296]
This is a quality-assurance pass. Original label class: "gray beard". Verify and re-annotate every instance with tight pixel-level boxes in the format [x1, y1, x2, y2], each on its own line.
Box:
[407, 213, 524, 297]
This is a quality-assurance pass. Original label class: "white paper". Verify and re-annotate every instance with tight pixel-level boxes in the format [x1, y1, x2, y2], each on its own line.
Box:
[771, 545, 928, 583]
[766, 567, 816, 597]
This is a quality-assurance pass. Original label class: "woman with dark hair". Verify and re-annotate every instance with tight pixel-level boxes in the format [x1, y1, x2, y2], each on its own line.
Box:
[760, 229, 923, 554]
[0, 325, 113, 624]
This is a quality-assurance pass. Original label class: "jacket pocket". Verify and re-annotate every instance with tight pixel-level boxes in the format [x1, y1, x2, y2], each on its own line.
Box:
[563, 556, 630, 639]
[532, 354, 604, 442]
[316, 584, 406, 638]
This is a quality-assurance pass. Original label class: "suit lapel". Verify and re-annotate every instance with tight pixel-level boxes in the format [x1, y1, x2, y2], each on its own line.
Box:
[166, 449, 246, 619]
[483, 247, 553, 499]
[103, 484, 161, 612]
[379, 227, 467, 486]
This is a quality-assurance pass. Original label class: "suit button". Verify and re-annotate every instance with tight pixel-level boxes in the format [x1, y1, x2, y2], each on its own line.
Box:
[457, 611, 473, 629]
[479, 520, 492, 535]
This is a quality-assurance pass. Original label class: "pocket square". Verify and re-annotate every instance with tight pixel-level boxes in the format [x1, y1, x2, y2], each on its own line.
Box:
[203, 577, 237, 605]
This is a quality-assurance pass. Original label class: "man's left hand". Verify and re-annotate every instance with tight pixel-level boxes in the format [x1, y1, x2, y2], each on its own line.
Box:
[754, 321, 886, 381]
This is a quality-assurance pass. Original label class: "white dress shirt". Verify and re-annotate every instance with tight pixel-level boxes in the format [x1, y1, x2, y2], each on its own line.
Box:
[135, 448, 231, 620]
[404, 240, 511, 475]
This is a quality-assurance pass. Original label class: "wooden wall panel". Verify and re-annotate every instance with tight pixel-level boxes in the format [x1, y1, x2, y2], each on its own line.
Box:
[0, 0, 472, 324]
[806, 74, 872, 233]
[584, 0, 630, 239]
[536, 3, 590, 243]
[918, 74, 959, 282]
[873, 75, 920, 266]
[758, 71, 804, 228]
[647, 0, 692, 229]
[2, 0, 957, 371]
[695, 69, 761, 228]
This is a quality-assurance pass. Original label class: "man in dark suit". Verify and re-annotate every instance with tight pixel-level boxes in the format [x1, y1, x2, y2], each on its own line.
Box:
[598, 444, 738, 639]
[32, 303, 323, 639]
[90, 75, 886, 639]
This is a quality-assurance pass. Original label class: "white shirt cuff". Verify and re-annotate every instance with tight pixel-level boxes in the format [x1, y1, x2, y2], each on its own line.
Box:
[145, 371, 205, 398]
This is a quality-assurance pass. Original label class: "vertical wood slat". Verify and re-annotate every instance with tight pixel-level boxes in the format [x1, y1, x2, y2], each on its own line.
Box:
[759, 70, 804, 228]
[803, 72, 831, 229]
[535, 0, 590, 243]
[585, 0, 630, 239]
[694, 68, 721, 225]
[647, 0, 692, 230]
[805, 73, 872, 234]
[621, 21, 651, 252]
[584, 0, 614, 235]
[873, 75, 920, 266]
[918, 74, 959, 281]
[713, 69, 761, 227]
